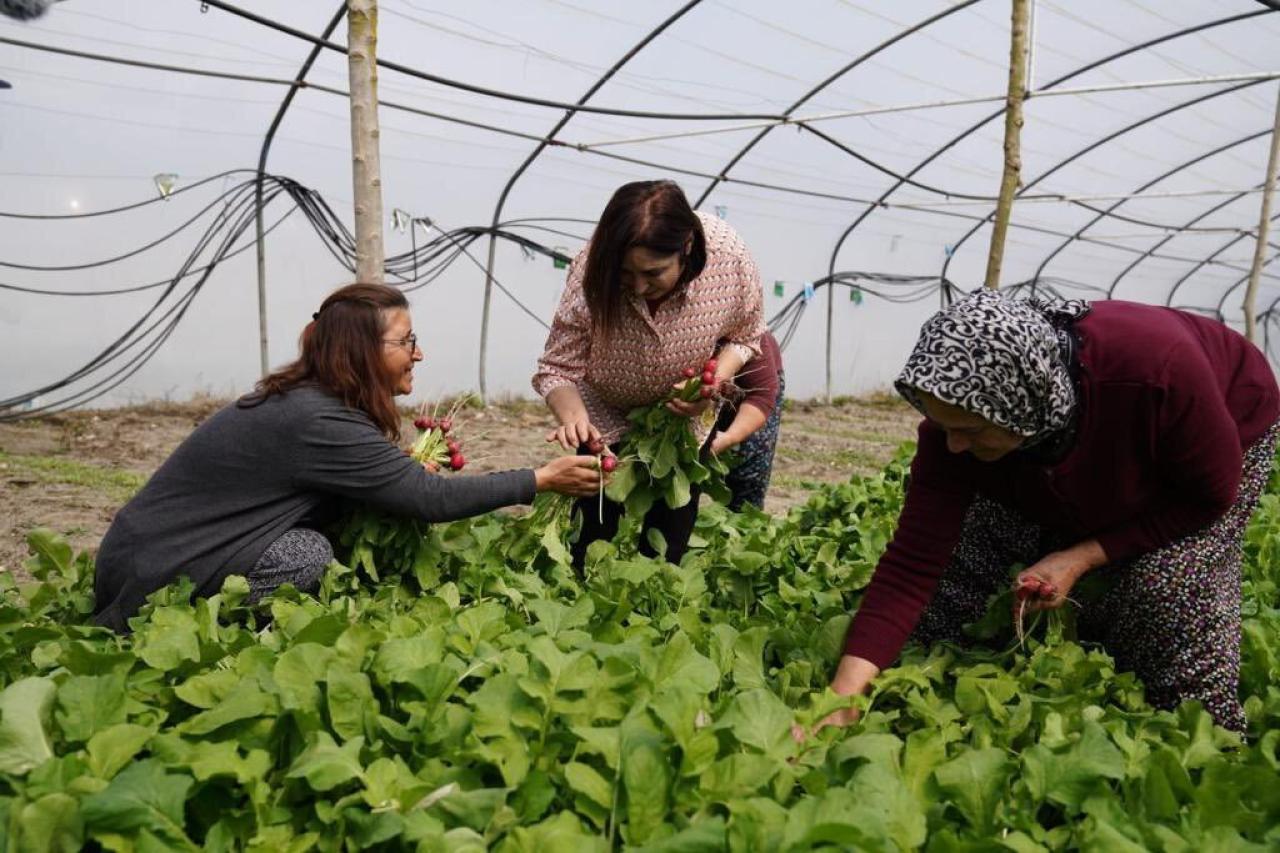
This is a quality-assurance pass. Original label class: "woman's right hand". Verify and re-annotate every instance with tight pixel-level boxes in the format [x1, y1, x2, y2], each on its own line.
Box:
[534, 455, 604, 496]
[793, 654, 880, 742]
[546, 418, 601, 452]
[710, 430, 740, 455]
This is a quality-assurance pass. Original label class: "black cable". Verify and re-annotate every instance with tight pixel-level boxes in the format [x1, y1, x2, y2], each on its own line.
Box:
[404, 221, 552, 330]
[0, 177, 296, 416]
[0, 36, 301, 88]
[0, 203, 298, 296]
[0, 176, 263, 270]
[0, 168, 255, 219]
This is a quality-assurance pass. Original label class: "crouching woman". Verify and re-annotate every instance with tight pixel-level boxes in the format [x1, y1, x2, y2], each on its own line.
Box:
[93, 283, 600, 630]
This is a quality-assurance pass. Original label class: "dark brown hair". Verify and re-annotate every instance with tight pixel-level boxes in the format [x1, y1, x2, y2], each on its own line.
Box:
[582, 180, 706, 341]
[240, 283, 408, 440]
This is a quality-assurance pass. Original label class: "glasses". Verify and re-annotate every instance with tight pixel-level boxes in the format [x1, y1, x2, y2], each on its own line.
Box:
[383, 334, 419, 352]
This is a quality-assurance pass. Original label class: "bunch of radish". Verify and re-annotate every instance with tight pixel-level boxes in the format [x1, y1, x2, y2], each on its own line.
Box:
[410, 401, 467, 472]
[585, 437, 617, 521]
[674, 356, 721, 402]
[604, 354, 734, 515]
[1013, 576, 1057, 648]
[585, 437, 618, 473]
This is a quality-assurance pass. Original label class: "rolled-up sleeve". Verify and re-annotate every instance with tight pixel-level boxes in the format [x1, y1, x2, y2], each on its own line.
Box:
[532, 253, 593, 399]
[734, 332, 781, 418]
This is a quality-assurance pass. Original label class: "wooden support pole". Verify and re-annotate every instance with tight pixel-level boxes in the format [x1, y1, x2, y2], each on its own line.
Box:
[984, 0, 1030, 290]
[347, 0, 384, 284]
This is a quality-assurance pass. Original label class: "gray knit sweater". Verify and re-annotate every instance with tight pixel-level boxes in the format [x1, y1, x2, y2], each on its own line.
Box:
[93, 386, 536, 630]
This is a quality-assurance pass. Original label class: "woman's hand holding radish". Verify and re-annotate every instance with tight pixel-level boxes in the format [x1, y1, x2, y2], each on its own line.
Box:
[665, 386, 715, 418]
[534, 455, 605, 497]
[1014, 539, 1108, 613]
[666, 358, 723, 418]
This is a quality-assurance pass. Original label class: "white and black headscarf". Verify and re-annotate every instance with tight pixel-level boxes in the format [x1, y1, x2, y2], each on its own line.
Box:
[896, 289, 1090, 446]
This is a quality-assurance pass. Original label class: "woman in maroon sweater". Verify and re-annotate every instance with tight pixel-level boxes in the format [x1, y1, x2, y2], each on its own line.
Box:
[825, 290, 1279, 732]
[712, 331, 785, 510]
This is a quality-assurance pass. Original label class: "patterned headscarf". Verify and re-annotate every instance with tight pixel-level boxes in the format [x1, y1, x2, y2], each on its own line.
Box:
[896, 289, 1090, 444]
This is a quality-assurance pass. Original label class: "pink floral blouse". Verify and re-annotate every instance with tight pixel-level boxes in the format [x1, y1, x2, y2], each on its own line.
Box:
[532, 211, 766, 442]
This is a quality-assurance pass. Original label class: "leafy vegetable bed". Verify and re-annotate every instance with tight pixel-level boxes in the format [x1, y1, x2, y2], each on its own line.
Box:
[2, 445, 1278, 851]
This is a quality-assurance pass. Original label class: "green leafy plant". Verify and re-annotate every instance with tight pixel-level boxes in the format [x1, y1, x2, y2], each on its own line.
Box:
[0, 446, 1277, 850]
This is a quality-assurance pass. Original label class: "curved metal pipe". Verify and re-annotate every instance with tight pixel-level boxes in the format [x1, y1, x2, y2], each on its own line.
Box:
[1167, 211, 1280, 307]
[1108, 182, 1263, 298]
[690, 1, 981, 209]
[824, 9, 1271, 284]
[1031, 129, 1270, 289]
[937, 78, 1270, 283]
[1212, 219, 1280, 314]
[253, 2, 347, 377]
[477, 0, 704, 400]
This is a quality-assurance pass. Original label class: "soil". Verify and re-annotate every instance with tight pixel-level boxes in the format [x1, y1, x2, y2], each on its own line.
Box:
[0, 394, 920, 576]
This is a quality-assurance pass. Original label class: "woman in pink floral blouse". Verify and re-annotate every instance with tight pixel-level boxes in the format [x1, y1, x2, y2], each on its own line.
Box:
[532, 180, 766, 568]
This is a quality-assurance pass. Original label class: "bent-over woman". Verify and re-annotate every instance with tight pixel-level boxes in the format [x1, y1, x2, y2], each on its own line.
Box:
[533, 180, 765, 567]
[824, 291, 1279, 732]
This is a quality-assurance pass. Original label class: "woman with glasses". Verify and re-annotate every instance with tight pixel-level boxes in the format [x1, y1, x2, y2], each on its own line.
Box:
[94, 283, 602, 631]
[533, 180, 766, 568]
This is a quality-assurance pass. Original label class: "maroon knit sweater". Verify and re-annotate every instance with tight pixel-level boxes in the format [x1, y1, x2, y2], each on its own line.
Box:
[844, 300, 1280, 669]
[734, 331, 782, 416]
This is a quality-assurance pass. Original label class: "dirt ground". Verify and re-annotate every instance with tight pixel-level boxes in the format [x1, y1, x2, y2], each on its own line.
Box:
[0, 394, 920, 575]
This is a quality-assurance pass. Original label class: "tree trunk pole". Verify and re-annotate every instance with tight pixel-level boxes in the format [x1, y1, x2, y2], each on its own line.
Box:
[984, 0, 1030, 290]
[1243, 83, 1280, 343]
[347, 0, 384, 284]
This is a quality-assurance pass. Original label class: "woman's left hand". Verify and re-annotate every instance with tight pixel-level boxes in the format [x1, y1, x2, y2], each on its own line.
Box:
[665, 380, 714, 418]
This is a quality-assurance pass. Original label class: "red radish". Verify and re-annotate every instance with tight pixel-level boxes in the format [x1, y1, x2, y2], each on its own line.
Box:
[446, 440, 461, 454]
[586, 437, 605, 455]
[449, 452, 465, 471]
[704, 358, 718, 373]
[439, 418, 453, 434]
[699, 385, 715, 399]
[1013, 576, 1060, 649]
[413, 417, 430, 431]
[682, 366, 697, 379]
[701, 370, 716, 385]
[601, 455, 618, 473]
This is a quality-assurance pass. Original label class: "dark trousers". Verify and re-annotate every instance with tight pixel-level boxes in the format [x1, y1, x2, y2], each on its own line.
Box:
[570, 437, 704, 571]
[569, 486, 702, 572]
